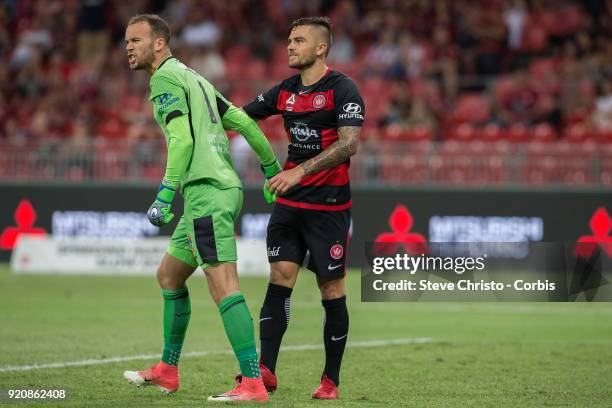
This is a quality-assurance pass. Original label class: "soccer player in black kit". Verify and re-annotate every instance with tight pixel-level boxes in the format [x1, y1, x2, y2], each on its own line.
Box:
[238, 17, 364, 400]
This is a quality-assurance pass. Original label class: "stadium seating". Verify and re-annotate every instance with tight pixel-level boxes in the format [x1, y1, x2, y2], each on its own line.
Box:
[0, 0, 608, 187]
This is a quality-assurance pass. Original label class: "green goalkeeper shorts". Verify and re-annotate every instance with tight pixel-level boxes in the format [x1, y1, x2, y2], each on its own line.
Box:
[167, 182, 243, 269]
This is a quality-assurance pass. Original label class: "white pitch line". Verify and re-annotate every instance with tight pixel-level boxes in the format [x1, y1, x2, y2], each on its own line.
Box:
[0, 337, 431, 373]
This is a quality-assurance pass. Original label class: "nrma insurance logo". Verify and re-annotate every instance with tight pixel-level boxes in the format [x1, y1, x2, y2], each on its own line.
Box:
[154, 92, 180, 112]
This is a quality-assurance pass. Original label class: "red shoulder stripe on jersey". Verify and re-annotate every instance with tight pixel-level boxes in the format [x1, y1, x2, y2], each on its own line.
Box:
[284, 160, 349, 186]
[276, 198, 352, 211]
[277, 89, 335, 113]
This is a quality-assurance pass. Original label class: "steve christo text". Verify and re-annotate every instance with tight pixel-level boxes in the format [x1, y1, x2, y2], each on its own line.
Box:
[372, 279, 556, 292]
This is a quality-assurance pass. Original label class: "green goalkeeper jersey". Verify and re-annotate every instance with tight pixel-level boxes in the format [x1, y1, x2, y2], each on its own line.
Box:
[150, 57, 242, 190]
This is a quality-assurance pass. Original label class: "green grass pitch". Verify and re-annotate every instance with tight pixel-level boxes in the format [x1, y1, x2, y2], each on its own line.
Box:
[1, 264, 612, 407]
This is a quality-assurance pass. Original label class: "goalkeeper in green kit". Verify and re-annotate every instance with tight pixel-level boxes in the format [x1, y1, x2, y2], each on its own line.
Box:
[122, 14, 279, 402]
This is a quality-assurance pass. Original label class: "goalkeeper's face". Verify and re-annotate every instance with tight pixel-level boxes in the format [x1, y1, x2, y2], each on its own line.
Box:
[125, 22, 156, 71]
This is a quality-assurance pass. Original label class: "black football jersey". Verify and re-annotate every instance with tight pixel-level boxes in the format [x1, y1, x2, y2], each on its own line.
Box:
[243, 68, 365, 211]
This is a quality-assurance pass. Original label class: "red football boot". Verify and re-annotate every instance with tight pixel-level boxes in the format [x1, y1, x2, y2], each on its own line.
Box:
[235, 363, 277, 392]
[312, 374, 338, 400]
[208, 376, 269, 402]
[123, 361, 179, 394]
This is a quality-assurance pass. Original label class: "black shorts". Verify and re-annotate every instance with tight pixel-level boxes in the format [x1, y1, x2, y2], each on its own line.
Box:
[266, 203, 351, 277]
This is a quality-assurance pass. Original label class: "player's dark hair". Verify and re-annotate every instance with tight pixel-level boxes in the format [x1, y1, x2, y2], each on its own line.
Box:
[290, 16, 332, 57]
[128, 14, 171, 47]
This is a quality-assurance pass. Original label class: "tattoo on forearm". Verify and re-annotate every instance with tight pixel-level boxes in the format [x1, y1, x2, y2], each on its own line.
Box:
[299, 126, 360, 176]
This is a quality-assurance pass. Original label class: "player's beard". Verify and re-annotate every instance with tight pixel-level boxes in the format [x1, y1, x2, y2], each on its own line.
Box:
[131, 46, 155, 71]
[289, 51, 317, 70]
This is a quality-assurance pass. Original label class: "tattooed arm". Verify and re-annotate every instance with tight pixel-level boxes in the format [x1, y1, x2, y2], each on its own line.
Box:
[299, 126, 360, 175]
[267, 126, 360, 195]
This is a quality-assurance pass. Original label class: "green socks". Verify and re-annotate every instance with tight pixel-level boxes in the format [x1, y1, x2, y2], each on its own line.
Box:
[161, 287, 191, 366]
[159, 288, 258, 377]
[218, 292, 260, 378]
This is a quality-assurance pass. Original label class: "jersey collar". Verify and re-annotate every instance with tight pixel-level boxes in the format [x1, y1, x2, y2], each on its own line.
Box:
[155, 55, 176, 72]
[299, 67, 332, 93]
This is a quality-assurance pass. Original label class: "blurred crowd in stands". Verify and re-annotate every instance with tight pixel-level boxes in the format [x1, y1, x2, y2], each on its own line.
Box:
[0, 0, 611, 184]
